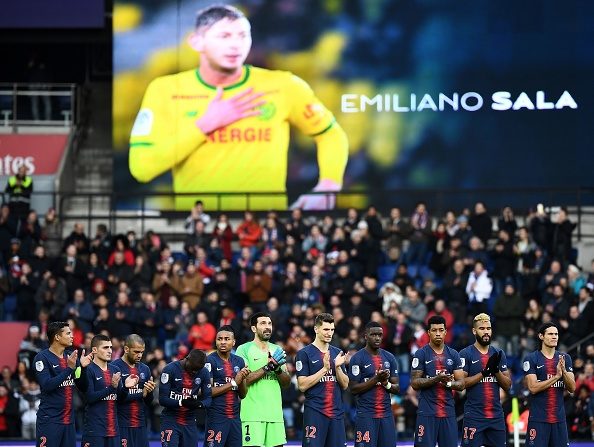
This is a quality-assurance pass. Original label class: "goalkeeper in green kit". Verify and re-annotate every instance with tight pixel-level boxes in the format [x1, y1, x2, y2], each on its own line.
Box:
[235, 312, 290, 447]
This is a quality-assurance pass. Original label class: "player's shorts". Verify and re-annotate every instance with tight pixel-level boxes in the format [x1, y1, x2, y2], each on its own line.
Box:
[204, 418, 241, 447]
[81, 436, 121, 447]
[302, 407, 347, 447]
[354, 415, 397, 447]
[462, 417, 506, 447]
[525, 420, 569, 447]
[120, 425, 150, 447]
[414, 414, 457, 447]
[36, 421, 75, 447]
[159, 420, 198, 447]
[241, 421, 286, 447]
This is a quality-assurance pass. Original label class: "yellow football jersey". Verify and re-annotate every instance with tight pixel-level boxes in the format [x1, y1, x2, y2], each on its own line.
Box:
[129, 65, 346, 210]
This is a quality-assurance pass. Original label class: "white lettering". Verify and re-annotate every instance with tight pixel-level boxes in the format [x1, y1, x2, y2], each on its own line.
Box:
[461, 92, 483, 111]
[536, 91, 555, 110]
[341, 94, 358, 113]
[556, 90, 578, 109]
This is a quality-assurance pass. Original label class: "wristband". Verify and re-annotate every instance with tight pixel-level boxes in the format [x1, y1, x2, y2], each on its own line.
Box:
[230, 379, 238, 390]
[384, 382, 392, 390]
[446, 381, 452, 388]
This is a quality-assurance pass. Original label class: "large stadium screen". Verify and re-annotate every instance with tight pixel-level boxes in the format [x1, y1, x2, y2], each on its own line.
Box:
[113, 0, 593, 211]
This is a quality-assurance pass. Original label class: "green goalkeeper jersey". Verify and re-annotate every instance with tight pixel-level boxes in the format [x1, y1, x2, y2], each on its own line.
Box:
[235, 341, 285, 423]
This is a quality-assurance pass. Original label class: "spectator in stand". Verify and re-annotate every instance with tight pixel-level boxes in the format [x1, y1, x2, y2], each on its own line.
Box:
[386, 207, 411, 261]
[342, 207, 360, 237]
[212, 214, 234, 261]
[469, 201, 493, 246]
[406, 202, 431, 267]
[491, 229, 516, 295]
[401, 286, 427, 328]
[34, 274, 67, 320]
[0, 383, 19, 437]
[106, 249, 133, 290]
[63, 288, 94, 333]
[493, 282, 525, 356]
[575, 362, 594, 392]
[136, 291, 161, 349]
[454, 215, 474, 248]
[463, 236, 489, 268]
[5, 165, 33, 220]
[129, 254, 152, 297]
[545, 283, 570, 322]
[40, 207, 61, 259]
[18, 210, 41, 256]
[86, 252, 107, 286]
[261, 213, 286, 255]
[184, 220, 211, 260]
[466, 260, 493, 316]
[187, 310, 216, 350]
[184, 200, 211, 235]
[110, 291, 136, 338]
[55, 243, 87, 298]
[393, 263, 414, 291]
[152, 259, 176, 309]
[387, 311, 413, 373]
[498, 206, 518, 238]
[246, 259, 272, 308]
[380, 282, 403, 313]
[13, 261, 38, 321]
[172, 260, 204, 310]
[577, 286, 594, 329]
[89, 223, 112, 264]
[62, 222, 90, 256]
[236, 211, 262, 257]
[529, 203, 551, 253]
[567, 264, 587, 297]
[294, 278, 320, 311]
[301, 224, 327, 254]
[552, 208, 576, 263]
[106, 235, 135, 266]
[568, 385, 592, 440]
[426, 299, 454, 344]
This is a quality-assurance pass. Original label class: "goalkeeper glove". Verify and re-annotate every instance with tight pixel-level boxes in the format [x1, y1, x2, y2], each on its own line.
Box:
[264, 349, 287, 372]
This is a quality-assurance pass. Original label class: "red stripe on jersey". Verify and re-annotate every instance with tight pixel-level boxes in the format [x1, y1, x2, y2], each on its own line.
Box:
[129, 366, 141, 427]
[546, 358, 557, 423]
[176, 371, 193, 425]
[322, 351, 334, 417]
[435, 356, 446, 417]
[103, 370, 117, 436]
[223, 360, 235, 419]
[373, 355, 384, 418]
[59, 357, 72, 424]
[481, 354, 494, 418]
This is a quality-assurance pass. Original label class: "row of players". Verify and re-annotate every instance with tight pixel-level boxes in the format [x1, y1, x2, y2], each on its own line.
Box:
[32, 311, 575, 447]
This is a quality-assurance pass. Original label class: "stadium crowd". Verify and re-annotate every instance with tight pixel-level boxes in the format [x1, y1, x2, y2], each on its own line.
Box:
[0, 199, 593, 441]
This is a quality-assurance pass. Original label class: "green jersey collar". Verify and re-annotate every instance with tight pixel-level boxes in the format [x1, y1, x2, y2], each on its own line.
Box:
[195, 65, 251, 90]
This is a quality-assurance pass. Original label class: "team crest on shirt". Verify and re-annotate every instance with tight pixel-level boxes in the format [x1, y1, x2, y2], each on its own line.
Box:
[257, 102, 276, 121]
[352, 365, 360, 376]
[523, 361, 530, 372]
[35, 361, 44, 372]
[205, 363, 211, 372]
[412, 358, 419, 368]
[447, 359, 453, 366]
[384, 361, 390, 369]
[131, 109, 153, 137]
[460, 358, 465, 368]
[296, 361, 303, 372]
[161, 373, 169, 384]
[234, 366, 240, 373]
[195, 378, 201, 385]
[140, 372, 145, 380]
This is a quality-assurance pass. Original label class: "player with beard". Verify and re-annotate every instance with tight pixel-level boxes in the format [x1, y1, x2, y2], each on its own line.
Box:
[523, 322, 576, 447]
[112, 334, 156, 447]
[235, 312, 290, 447]
[459, 313, 511, 447]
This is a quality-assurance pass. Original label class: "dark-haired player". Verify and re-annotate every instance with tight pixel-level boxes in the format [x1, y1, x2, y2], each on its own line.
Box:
[411, 315, 464, 447]
[235, 312, 290, 447]
[204, 325, 250, 447]
[459, 313, 511, 447]
[349, 322, 399, 447]
[296, 312, 349, 447]
[159, 348, 212, 447]
[113, 334, 156, 447]
[34, 321, 93, 447]
[129, 4, 348, 211]
[82, 334, 139, 447]
[523, 322, 576, 447]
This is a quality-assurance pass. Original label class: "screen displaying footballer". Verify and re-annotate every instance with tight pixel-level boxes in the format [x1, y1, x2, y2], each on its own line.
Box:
[113, 0, 592, 211]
